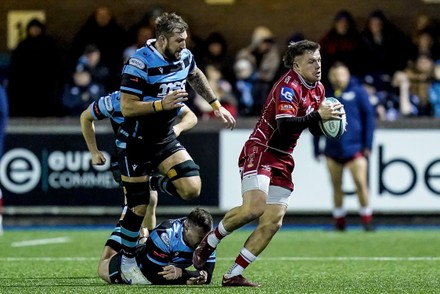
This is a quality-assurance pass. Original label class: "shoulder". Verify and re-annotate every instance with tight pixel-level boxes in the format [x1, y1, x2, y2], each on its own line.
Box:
[316, 82, 325, 95]
[181, 49, 195, 66]
[182, 48, 193, 58]
[271, 71, 299, 100]
[349, 80, 369, 97]
[127, 51, 148, 71]
[126, 42, 157, 69]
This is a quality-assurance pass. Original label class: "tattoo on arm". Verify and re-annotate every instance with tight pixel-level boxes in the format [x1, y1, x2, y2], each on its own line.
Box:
[187, 67, 217, 103]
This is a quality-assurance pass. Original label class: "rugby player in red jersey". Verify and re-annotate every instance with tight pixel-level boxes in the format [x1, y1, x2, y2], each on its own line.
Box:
[193, 40, 345, 287]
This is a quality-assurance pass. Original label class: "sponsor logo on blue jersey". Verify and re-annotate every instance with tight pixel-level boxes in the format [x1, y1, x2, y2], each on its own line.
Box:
[128, 58, 145, 69]
[160, 232, 170, 246]
[104, 95, 113, 112]
[280, 87, 294, 102]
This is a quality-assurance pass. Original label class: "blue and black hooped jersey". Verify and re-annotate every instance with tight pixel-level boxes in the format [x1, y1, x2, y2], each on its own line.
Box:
[106, 216, 216, 284]
[119, 38, 196, 144]
[141, 217, 216, 269]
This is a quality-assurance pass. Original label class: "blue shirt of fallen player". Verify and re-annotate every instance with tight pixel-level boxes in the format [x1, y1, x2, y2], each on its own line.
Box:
[118, 38, 195, 146]
[107, 217, 216, 284]
[314, 77, 375, 159]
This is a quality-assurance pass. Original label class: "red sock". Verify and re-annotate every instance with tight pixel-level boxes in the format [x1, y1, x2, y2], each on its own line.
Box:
[361, 214, 372, 224]
[235, 253, 251, 269]
[214, 227, 225, 240]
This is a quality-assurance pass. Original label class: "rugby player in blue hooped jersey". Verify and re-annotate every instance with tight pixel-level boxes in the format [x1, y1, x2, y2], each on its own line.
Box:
[80, 90, 198, 240]
[98, 207, 216, 285]
[115, 12, 236, 284]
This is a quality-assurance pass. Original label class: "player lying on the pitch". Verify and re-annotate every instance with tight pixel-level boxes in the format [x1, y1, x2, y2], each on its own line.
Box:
[98, 207, 216, 285]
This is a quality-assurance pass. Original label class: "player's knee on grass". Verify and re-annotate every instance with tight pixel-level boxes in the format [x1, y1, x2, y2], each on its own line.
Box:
[105, 251, 127, 284]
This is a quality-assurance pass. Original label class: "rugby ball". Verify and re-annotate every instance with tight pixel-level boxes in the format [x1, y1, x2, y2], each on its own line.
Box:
[319, 97, 346, 139]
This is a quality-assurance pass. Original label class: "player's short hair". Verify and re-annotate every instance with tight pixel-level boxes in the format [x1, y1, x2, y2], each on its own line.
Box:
[187, 207, 213, 233]
[328, 61, 350, 75]
[155, 12, 188, 38]
[283, 40, 320, 68]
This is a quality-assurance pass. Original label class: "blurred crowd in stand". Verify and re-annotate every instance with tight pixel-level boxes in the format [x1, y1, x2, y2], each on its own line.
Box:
[1, 6, 439, 120]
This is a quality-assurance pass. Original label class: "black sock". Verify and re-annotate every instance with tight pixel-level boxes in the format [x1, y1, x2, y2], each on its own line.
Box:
[119, 208, 143, 257]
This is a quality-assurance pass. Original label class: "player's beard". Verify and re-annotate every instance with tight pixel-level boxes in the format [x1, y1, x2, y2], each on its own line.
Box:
[164, 47, 180, 61]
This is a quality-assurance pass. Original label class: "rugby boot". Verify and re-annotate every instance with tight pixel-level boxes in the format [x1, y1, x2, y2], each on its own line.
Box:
[333, 216, 346, 231]
[222, 274, 260, 287]
[120, 255, 151, 285]
[192, 231, 215, 269]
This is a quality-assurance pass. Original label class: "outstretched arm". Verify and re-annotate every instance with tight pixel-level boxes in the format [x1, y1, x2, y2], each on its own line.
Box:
[157, 262, 214, 285]
[173, 105, 198, 137]
[80, 108, 106, 165]
[187, 67, 236, 130]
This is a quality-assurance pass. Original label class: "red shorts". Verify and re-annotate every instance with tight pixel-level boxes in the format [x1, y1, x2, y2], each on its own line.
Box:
[238, 140, 295, 191]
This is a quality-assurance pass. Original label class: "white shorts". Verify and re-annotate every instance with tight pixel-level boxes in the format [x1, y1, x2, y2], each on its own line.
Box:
[241, 174, 292, 207]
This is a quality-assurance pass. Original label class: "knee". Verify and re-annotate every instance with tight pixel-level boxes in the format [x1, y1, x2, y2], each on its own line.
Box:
[97, 260, 111, 284]
[171, 175, 201, 200]
[122, 181, 150, 216]
[241, 203, 265, 222]
[132, 204, 147, 216]
[259, 219, 283, 236]
[178, 184, 201, 200]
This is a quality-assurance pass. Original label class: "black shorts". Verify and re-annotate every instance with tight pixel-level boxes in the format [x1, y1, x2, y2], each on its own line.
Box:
[117, 138, 186, 177]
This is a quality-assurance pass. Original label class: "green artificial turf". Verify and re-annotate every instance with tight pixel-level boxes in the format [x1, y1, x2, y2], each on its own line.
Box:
[0, 229, 439, 293]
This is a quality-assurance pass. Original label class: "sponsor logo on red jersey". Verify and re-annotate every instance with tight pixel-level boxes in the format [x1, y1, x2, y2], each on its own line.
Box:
[279, 103, 293, 111]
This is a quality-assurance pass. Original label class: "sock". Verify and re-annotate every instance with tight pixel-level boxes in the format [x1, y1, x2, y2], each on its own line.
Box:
[332, 207, 346, 218]
[226, 247, 257, 277]
[119, 207, 143, 257]
[207, 220, 230, 248]
[360, 207, 373, 223]
[333, 208, 346, 229]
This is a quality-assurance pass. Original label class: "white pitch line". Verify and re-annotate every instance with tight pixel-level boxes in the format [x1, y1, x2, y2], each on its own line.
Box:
[1, 257, 96, 261]
[252, 257, 440, 261]
[10, 237, 71, 247]
[1, 256, 440, 262]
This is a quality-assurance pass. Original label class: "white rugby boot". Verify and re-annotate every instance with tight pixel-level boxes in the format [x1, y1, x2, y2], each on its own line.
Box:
[120, 255, 151, 285]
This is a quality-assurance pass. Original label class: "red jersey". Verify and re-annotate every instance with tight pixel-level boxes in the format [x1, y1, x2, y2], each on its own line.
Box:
[248, 69, 325, 155]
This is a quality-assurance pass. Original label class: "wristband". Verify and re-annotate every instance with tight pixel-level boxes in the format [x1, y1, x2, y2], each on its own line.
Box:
[153, 100, 163, 112]
[209, 99, 221, 110]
